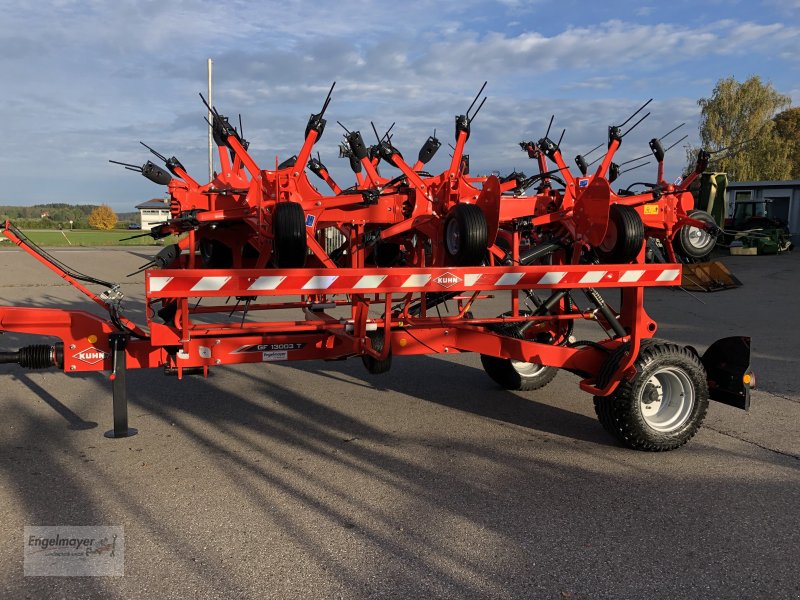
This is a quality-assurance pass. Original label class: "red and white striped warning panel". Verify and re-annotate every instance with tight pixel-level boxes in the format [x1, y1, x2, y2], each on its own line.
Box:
[146, 265, 682, 298]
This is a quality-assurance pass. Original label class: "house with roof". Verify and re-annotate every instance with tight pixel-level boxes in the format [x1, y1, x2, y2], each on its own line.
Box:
[135, 198, 171, 230]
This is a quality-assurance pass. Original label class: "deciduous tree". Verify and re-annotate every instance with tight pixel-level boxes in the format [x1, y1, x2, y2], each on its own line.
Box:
[87, 204, 118, 230]
[690, 76, 792, 181]
[773, 107, 800, 179]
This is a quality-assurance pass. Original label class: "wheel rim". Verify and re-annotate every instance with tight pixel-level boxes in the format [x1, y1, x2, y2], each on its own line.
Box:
[598, 220, 618, 252]
[638, 367, 694, 432]
[511, 360, 547, 378]
[445, 219, 461, 255]
[685, 225, 714, 253]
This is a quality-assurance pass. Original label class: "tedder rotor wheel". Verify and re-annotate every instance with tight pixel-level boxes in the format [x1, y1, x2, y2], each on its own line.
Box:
[480, 312, 558, 391]
[593, 342, 709, 451]
[199, 238, 234, 268]
[372, 241, 402, 267]
[595, 204, 645, 263]
[272, 202, 307, 268]
[673, 209, 717, 262]
[444, 203, 488, 266]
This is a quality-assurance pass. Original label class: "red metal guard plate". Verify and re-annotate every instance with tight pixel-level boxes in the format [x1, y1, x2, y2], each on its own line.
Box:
[147, 264, 681, 299]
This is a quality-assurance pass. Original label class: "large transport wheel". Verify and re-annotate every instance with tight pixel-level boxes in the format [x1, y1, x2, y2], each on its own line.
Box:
[480, 312, 558, 391]
[673, 209, 717, 262]
[593, 342, 709, 451]
[444, 203, 488, 266]
[595, 204, 645, 263]
[272, 202, 307, 268]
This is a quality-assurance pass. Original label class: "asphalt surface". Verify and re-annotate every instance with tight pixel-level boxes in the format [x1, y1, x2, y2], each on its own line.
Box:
[0, 246, 798, 599]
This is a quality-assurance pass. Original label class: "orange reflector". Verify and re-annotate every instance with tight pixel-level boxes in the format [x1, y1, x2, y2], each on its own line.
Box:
[743, 373, 754, 387]
[88, 334, 97, 344]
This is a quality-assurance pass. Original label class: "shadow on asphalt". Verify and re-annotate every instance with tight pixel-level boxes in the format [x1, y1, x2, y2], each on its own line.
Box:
[1, 254, 799, 597]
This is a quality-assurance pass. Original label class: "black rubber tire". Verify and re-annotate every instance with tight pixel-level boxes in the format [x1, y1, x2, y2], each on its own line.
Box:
[444, 203, 488, 266]
[673, 209, 717, 262]
[362, 330, 392, 375]
[595, 204, 645, 264]
[199, 238, 233, 268]
[372, 241, 402, 267]
[481, 353, 558, 391]
[480, 312, 558, 391]
[593, 342, 709, 451]
[272, 202, 307, 268]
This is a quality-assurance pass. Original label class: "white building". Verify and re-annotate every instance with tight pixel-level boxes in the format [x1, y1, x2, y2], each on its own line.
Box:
[135, 198, 171, 230]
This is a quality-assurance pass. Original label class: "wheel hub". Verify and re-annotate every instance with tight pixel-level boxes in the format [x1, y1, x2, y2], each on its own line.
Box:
[639, 367, 694, 432]
[445, 219, 461, 255]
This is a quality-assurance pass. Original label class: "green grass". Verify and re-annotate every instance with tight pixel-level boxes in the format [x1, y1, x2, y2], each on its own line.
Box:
[0, 229, 180, 247]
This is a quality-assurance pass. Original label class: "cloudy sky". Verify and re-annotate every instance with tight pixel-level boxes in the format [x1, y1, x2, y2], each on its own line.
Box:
[1, 0, 798, 210]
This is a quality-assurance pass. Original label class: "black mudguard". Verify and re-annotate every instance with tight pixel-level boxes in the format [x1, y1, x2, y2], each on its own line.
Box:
[701, 336, 752, 410]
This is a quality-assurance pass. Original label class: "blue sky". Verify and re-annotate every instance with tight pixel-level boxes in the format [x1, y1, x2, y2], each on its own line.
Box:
[1, 0, 798, 211]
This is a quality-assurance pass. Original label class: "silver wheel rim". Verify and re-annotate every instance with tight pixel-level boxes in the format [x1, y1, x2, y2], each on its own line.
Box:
[446, 219, 461, 255]
[639, 367, 694, 432]
[685, 225, 714, 253]
[511, 360, 547, 378]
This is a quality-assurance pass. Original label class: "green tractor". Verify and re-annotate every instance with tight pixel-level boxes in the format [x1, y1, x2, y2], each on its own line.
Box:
[724, 199, 793, 255]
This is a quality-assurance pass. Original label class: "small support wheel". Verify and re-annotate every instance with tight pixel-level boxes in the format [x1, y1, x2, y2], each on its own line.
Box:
[593, 342, 709, 451]
[595, 204, 645, 263]
[362, 330, 392, 375]
[480, 312, 558, 391]
[481, 354, 558, 391]
[444, 203, 488, 266]
[673, 209, 717, 262]
[272, 202, 307, 268]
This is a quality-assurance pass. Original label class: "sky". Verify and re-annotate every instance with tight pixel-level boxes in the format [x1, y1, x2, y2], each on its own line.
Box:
[1, 0, 798, 211]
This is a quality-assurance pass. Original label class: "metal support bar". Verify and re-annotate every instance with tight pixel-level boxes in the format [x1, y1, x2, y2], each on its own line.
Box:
[104, 333, 138, 439]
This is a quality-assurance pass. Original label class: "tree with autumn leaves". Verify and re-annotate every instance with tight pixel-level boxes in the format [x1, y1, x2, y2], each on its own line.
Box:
[87, 204, 118, 230]
[688, 76, 798, 181]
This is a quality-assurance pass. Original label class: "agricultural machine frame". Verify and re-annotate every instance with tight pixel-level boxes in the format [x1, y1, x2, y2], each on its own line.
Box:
[0, 86, 753, 452]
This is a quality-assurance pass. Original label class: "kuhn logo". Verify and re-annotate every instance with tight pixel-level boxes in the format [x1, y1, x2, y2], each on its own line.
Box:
[434, 272, 462, 289]
[73, 346, 108, 365]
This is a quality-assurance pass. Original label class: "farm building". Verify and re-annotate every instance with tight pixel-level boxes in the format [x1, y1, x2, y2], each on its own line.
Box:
[135, 198, 171, 230]
[726, 180, 800, 244]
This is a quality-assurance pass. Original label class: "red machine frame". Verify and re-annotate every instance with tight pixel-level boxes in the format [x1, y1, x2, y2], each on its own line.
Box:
[0, 89, 752, 451]
[0, 220, 750, 448]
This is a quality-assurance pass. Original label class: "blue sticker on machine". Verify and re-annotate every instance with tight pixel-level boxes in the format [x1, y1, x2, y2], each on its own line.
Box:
[305, 214, 315, 227]
[578, 178, 589, 188]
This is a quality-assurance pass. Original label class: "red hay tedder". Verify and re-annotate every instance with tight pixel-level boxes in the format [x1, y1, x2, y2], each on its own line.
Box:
[0, 83, 752, 451]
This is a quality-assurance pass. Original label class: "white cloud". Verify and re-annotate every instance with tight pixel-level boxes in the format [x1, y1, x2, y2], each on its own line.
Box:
[0, 1, 797, 206]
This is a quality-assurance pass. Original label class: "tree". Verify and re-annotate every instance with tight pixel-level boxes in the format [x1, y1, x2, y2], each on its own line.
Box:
[690, 76, 792, 181]
[87, 204, 118, 230]
[773, 107, 800, 179]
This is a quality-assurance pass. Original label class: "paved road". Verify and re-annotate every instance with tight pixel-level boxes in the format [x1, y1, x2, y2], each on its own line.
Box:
[0, 248, 797, 599]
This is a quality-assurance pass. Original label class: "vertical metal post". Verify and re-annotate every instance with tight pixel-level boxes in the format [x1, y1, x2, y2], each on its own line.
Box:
[104, 333, 138, 439]
[208, 57, 214, 182]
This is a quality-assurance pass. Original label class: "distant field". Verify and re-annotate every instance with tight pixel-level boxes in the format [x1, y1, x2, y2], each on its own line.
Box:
[0, 229, 179, 247]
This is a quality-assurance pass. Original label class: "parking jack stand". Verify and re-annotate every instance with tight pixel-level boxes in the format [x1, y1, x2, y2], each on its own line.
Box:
[104, 332, 138, 439]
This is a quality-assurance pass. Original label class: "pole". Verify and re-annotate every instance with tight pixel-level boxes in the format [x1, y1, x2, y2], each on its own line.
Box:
[208, 57, 213, 182]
